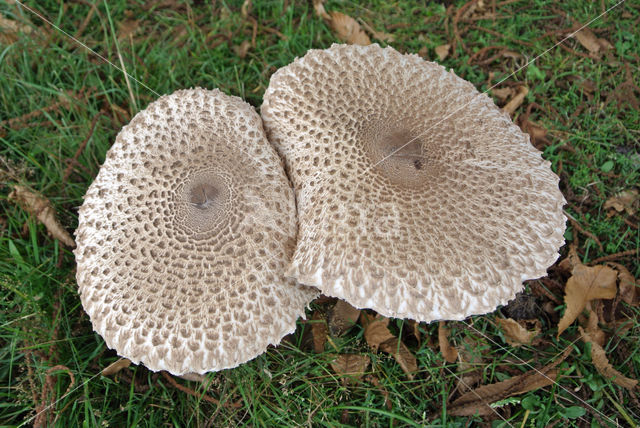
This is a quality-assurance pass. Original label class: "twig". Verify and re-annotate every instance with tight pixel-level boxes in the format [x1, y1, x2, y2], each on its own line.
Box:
[588, 250, 638, 265]
[160, 371, 242, 408]
[452, 0, 477, 58]
[564, 211, 604, 252]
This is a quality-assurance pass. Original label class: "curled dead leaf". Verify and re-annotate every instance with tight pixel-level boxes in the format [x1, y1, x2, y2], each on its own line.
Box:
[491, 87, 514, 103]
[233, 40, 252, 59]
[438, 321, 458, 363]
[101, 358, 131, 376]
[496, 318, 539, 347]
[328, 299, 361, 337]
[362, 313, 417, 378]
[8, 185, 75, 247]
[449, 347, 571, 416]
[502, 86, 529, 115]
[604, 189, 638, 216]
[607, 262, 637, 306]
[310, 311, 328, 353]
[328, 12, 371, 46]
[579, 326, 637, 390]
[330, 354, 370, 383]
[573, 27, 613, 57]
[435, 44, 451, 61]
[557, 261, 617, 337]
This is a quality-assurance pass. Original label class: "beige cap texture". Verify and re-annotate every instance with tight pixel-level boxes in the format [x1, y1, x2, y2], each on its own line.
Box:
[261, 44, 566, 322]
[75, 88, 317, 375]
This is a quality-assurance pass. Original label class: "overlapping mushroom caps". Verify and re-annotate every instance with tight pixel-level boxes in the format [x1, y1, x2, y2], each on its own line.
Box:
[261, 44, 566, 322]
[74, 88, 317, 375]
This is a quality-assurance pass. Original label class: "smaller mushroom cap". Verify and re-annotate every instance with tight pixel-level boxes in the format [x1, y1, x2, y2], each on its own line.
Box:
[261, 44, 566, 322]
[75, 88, 317, 375]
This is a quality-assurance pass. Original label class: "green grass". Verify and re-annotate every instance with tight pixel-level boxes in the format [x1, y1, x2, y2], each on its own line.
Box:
[1, 0, 639, 426]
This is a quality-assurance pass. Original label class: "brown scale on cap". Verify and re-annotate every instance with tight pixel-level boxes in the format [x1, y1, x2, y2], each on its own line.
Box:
[74, 88, 317, 375]
[261, 44, 566, 322]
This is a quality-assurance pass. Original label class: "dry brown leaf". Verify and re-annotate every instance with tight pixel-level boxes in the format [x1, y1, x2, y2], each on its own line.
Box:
[604, 189, 639, 216]
[580, 327, 638, 390]
[328, 300, 361, 337]
[438, 321, 458, 363]
[574, 27, 613, 56]
[0, 15, 32, 44]
[330, 354, 370, 383]
[450, 369, 559, 416]
[362, 313, 417, 378]
[312, 0, 330, 20]
[233, 40, 252, 59]
[362, 314, 394, 351]
[583, 309, 605, 346]
[608, 262, 637, 305]
[557, 262, 617, 337]
[240, 0, 252, 18]
[502, 86, 529, 115]
[449, 347, 572, 416]
[407, 320, 421, 346]
[491, 87, 514, 103]
[101, 358, 131, 376]
[435, 44, 451, 61]
[8, 185, 75, 247]
[496, 318, 539, 347]
[359, 20, 394, 43]
[379, 338, 418, 379]
[117, 19, 139, 40]
[329, 11, 371, 46]
[311, 311, 328, 353]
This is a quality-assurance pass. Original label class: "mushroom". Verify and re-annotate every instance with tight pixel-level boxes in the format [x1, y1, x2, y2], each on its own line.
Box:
[74, 88, 317, 375]
[261, 44, 566, 322]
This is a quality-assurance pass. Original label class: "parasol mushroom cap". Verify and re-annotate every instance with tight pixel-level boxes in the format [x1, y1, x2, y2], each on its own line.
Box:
[74, 88, 317, 375]
[261, 44, 566, 322]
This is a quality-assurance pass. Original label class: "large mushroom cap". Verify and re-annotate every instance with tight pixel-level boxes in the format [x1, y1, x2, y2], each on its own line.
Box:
[261, 44, 566, 322]
[74, 88, 317, 375]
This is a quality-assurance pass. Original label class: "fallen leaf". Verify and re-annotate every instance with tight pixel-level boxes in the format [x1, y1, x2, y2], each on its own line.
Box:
[379, 337, 418, 379]
[435, 44, 451, 61]
[580, 326, 637, 390]
[491, 87, 514, 103]
[359, 19, 394, 43]
[329, 12, 371, 45]
[407, 320, 421, 346]
[240, 0, 252, 18]
[101, 358, 131, 376]
[608, 262, 637, 305]
[0, 15, 32, 44]
[8, 185, 75, 247]
[603, 189, 638, 216]
[583, 309, 605, 346]
[362, 313, 394, 351]
[574, 27, 613, 56]
[557, 262, 617, 337]
[328, 299, 361, 337]
[330, 354, 370, 383]
[312, 0, 330, 20]
[449, 347, 571, 416]
[362, 313, 418, 378]
[502, 86, 529, 115]
[496, 318, 539, 347]
[117, 19, 139, 41]
[311, 311, 328, 353]
[233, 40, 252, 58]
[438, 321, 458, 363]
[179, 372, 207, 382]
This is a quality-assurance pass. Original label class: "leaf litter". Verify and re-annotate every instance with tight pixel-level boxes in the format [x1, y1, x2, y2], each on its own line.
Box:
[361, 313, 417, 379]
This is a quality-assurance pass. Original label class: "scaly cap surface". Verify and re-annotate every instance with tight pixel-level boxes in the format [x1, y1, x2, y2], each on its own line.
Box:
[261, 44, 565, 322]
[75, 88, 317, 375]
